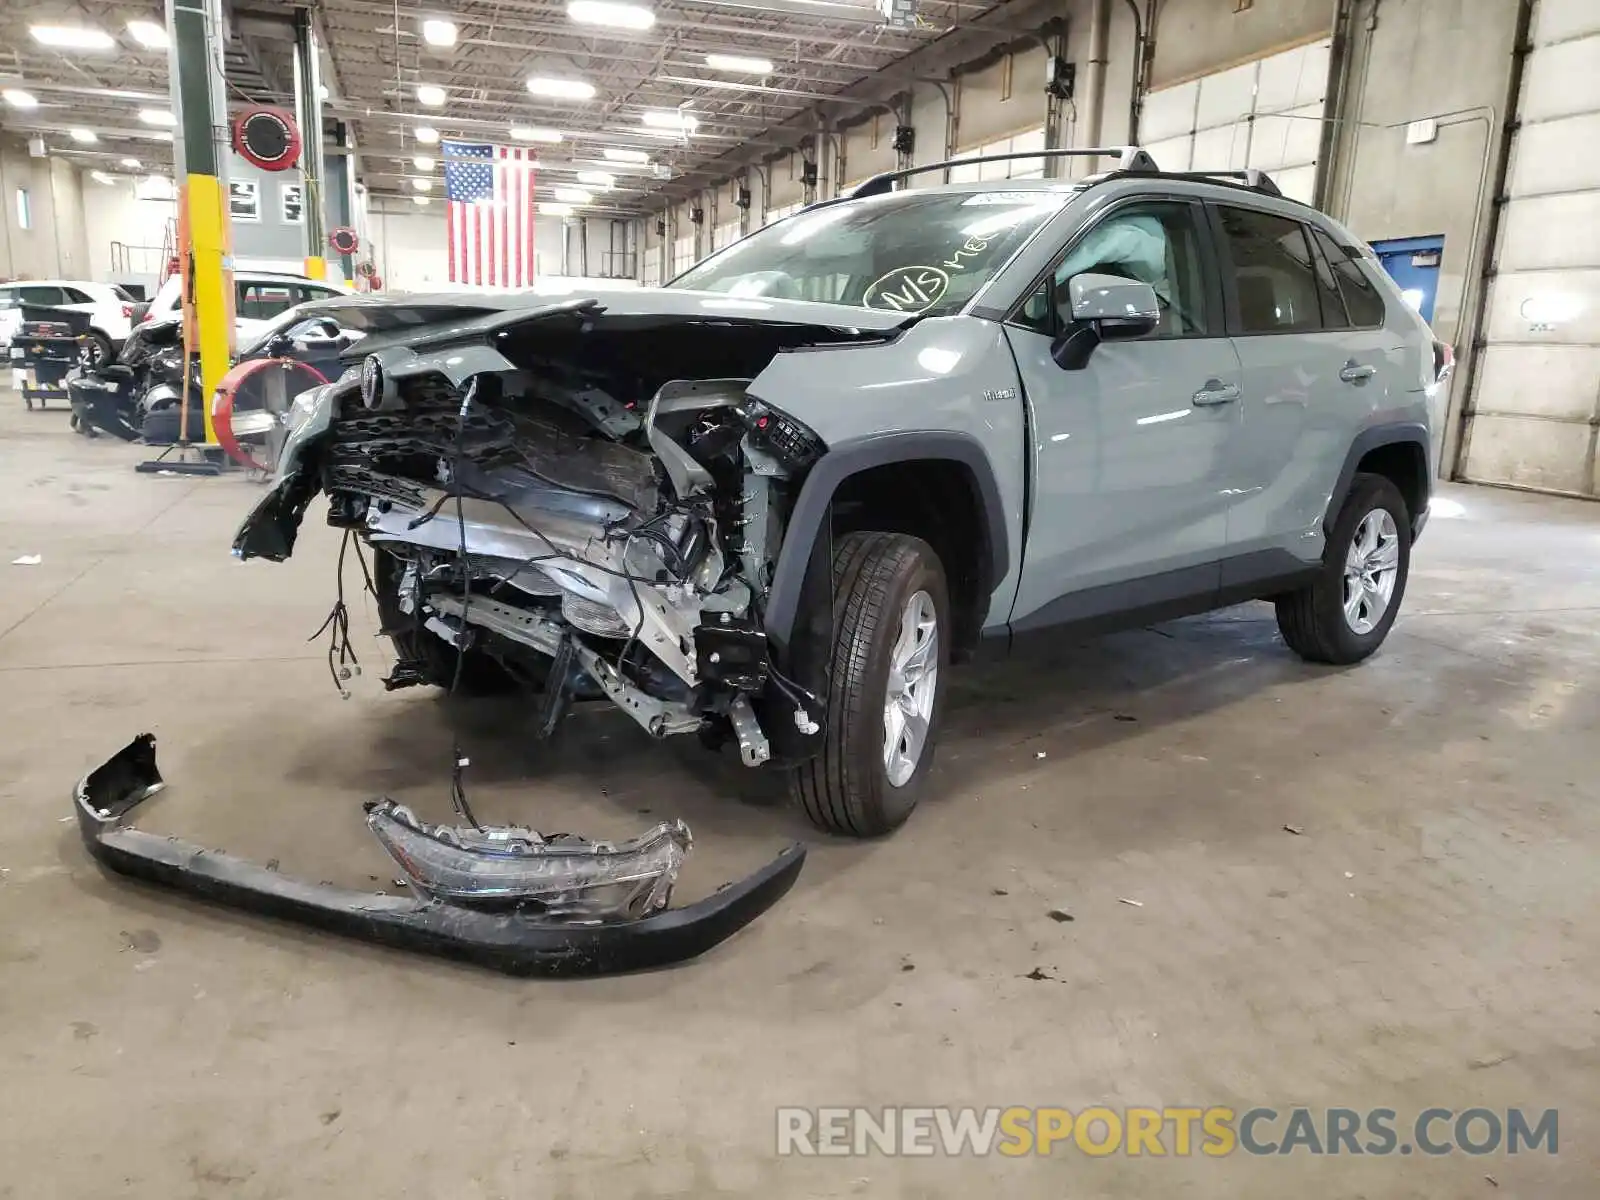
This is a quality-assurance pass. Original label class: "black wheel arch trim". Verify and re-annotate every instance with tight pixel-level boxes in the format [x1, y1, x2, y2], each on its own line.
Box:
[764, 431, 1010, 657]
[1326, 421, 1431, 540]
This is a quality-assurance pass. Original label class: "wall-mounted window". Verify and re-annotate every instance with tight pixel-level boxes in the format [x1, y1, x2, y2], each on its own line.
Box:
[15, 187, 31, 230]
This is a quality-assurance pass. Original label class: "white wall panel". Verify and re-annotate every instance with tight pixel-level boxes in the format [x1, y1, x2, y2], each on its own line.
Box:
[1142, 39, 1331, 183]
[1462, 0, 1600, 494]
[1518, 36, 1600, 121]
[1143, 136, 1192, 172]
[1498, 192, 1600, 270]
[1477, 346, 1600, 423]
[1531, 0, 1600, 42]
[1505, 111, 1600, 196]
[1140, 83, 1197, 143]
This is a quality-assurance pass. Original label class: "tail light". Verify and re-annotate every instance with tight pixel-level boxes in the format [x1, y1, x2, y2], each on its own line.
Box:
[1432, 339, 1455, 384]
[120, 303, 133, 318]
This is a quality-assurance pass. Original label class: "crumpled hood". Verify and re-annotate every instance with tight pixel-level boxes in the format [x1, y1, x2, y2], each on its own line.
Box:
[298, 287, 912, 354]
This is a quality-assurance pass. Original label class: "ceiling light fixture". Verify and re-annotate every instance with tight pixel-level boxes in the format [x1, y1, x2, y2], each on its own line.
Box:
[1, 89, 38, 110]
[69, 128, 98, 144]
[416, 84, 447, 107]
[510, 125, 564, 143]
[415, 125, 440, 144]
[567, 1, 656, 30]
[413, 194, 431, 206]
[120, 157, 141, 168]
[29, 25, 116, 51]
[412, 154, 435, 170]
[421, 18, 458, 47]
[539, 202, 575, 216]
[602, 147, 650, 164]
[575, 170, 615, 188]
[125, 20, 169, 49]
[705, 53, 773, 74]
[641, 110, 698, 131]
[138, 108, 176, 126]
[412, 177, 433, 192]
[526, 76, 596, 100]
[90, 170, 116, 184]
[551, 186, 592, 203]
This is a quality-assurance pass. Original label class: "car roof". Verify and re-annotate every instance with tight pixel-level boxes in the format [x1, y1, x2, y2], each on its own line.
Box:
[0, 279, 110, 289]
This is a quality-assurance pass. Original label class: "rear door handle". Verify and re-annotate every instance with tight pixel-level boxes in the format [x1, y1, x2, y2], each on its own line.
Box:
[1339, 361, 1377, 384]
[1192, 380, 1241, 406]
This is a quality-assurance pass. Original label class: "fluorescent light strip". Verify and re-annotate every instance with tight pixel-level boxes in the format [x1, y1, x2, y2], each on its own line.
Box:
[30, 25, 115, 50]
[567, 1, 656, 30]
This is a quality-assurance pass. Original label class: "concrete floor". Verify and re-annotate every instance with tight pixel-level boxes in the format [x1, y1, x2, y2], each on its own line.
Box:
[1, 392, 1597, 1199]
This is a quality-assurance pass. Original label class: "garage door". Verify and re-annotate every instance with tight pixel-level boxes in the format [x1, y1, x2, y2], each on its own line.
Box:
[1140, 38, 1332, 204]
[1460, 0, 1600, 496]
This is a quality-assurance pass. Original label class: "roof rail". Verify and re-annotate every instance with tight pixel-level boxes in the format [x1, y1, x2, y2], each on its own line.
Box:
[848, 146, 1157, 200]
[1151, 168, 1284, 198]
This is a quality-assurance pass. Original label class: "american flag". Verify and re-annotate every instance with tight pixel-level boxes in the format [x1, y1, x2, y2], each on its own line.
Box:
[444, 140, 538, 287]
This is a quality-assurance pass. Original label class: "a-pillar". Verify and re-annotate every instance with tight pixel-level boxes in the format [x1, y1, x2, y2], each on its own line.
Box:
[166, 0, 233, 444]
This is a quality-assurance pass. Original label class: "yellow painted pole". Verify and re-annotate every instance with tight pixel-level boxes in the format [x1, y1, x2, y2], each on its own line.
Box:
[185, 174, 233, 444]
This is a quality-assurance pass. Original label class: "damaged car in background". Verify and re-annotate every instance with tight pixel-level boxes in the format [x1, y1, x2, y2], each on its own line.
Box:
[77, 154, 1443, 972]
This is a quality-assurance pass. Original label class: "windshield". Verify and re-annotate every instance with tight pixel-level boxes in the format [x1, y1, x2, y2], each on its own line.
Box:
[668, 188, 1077, 317]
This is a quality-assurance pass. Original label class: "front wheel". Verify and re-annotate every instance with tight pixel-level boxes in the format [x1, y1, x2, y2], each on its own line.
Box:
[789, 532, 950, 837]
[1275, 472, 1412, 664]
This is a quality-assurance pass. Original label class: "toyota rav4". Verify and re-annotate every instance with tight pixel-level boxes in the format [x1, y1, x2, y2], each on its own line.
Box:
[234, 148, 1448, 840]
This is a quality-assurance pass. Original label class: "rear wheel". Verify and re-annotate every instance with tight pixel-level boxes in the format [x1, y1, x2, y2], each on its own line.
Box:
[1275, 472, 1411, 664]
[789, 532, 950, 837]
[81, 331, 113, 369]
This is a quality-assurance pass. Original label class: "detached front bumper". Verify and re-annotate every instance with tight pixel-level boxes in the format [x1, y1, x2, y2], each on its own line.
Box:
[74, 735, 805, 977]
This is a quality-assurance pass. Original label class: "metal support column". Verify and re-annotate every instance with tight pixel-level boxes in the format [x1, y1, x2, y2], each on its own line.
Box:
[292, 9, 328, 282]
[166, 0, 232, 447]
[327, 121, 356, 283]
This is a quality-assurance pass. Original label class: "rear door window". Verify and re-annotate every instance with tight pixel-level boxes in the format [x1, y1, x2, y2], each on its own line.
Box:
[61, 287, 96, 304]
[237, 282, 297, 319]
[19, 285, 66, 306]
[1215, 206, 1324, 334]
[1310, 228, 1387, 327]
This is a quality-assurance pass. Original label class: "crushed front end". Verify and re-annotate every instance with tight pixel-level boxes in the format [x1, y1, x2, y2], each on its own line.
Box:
[234, 295, 877, 765]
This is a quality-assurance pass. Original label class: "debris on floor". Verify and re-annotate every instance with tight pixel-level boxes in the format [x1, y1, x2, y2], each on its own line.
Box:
[1047, 909, 1074, 922]
[1283, 823, 1304, 835]
[1021, 966, 1060, 982]
[11, 554, 42, 566]
[1118, 897, 1144, 907]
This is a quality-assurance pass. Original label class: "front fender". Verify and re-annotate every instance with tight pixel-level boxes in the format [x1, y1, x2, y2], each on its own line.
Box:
[762, 430, 1011, 656]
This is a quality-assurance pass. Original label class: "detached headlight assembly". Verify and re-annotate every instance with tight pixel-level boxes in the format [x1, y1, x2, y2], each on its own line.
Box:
[366, 800, 692, 921]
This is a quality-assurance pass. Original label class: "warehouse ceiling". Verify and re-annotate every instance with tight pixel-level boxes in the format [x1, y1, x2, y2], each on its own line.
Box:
[0, 0, 1056, 215]
[0, 0, 291, 173]
[312, 0, 1022, 212]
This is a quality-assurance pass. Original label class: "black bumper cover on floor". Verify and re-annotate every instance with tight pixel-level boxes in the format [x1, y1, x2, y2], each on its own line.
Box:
[74, 735, 806, 977]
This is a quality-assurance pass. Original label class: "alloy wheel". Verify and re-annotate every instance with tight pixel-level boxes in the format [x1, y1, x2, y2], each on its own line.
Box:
[882, 589, 939, 787]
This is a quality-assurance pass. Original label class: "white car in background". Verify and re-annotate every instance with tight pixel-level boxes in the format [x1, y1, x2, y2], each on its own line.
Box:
[140, 269, 353, 343]
[0, 280, 137, 366]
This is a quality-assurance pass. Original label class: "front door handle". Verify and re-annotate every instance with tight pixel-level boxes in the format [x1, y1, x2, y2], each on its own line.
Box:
[1339, 361, 1377, 384]
[1192, 380, 1241, 406]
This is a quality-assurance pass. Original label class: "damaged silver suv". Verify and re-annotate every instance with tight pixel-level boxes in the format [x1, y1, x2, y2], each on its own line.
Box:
[236, 148, 1448, 839]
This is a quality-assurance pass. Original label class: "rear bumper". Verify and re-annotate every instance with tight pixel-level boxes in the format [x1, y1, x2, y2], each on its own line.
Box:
[75, 735, 805, 977]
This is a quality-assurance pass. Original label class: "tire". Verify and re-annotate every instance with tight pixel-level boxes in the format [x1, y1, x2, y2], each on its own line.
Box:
[789, 532, 951, 837]
[1275, 472, 1411, 664]
[82, 331, 114, 369]
[372, 548, 515, 694]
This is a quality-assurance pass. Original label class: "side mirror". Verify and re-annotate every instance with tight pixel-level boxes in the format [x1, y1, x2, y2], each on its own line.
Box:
[1049, 271, 1161, 370]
